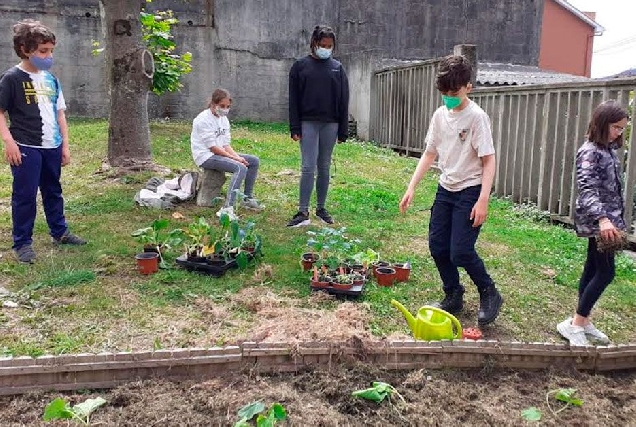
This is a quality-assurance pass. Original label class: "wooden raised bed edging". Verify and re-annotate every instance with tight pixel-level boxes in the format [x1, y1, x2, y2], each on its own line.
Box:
[2, 340, 636, 396]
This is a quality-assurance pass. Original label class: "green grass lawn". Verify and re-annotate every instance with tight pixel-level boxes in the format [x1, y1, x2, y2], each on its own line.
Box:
[0, 119, 635, 356]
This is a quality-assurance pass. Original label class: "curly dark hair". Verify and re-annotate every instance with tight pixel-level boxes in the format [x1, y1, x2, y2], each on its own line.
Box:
[436, 55, 472, 93]
[13, 19, 56, 59]
[587, 100, 629, 148]
[309, 25, 336, 51]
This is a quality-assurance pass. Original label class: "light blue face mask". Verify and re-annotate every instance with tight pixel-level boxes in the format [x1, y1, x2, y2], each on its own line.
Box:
[315, 47, 332, 60]
[442, 95, 462, 110]
[30, 56, 53, 71]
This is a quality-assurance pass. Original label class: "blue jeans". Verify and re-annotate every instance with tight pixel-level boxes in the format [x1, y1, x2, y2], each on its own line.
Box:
[11, 144, 68, 249]
[428, 184, 494, 293]
[299, 121, 338, 212]
[200, 153, 260, 207]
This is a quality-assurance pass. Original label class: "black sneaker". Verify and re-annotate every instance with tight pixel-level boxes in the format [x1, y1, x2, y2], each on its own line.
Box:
[433, 286, 464, 315]
[478, 286, 503, 326]
[286, 211, 310, 227]
[52, 230, 87, 245]
[14, 245, 36, 263]
[315, 208, 334, 224]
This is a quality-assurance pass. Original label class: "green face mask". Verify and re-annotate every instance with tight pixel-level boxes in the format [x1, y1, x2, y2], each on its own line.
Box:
[442, 95, 462, 110]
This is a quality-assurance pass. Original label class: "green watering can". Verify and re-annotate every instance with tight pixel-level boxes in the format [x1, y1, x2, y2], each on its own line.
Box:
[391, 299, 462, 341]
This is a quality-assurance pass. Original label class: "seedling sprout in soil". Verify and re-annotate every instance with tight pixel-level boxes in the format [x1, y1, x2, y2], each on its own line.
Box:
[352, 381, 405, 404]
[234, 401, 287, 427]
[43, 396, 107, 425]
[521, 388, 584, 422]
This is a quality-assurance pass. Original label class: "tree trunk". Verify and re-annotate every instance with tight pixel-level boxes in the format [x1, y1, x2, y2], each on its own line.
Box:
[99, 0, 154, 168]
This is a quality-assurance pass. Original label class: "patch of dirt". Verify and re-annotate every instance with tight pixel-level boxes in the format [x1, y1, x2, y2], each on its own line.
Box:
[2, 364, 636, 426]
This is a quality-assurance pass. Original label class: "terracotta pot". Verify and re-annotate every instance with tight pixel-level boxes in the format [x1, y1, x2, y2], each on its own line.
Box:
[375, 267, 396, 287]
[310, 278, 331, 289]
[392, 263, 411, 282]
[135, 252, 159, 275]
[372, 261, 390, 278]
[332, 281, 354, 291]
[301, 252, 320, 271]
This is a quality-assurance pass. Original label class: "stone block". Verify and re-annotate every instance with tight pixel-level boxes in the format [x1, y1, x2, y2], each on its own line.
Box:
[196, 169, 226, 207]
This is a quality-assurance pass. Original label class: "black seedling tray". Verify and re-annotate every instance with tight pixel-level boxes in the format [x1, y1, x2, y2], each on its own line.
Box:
[310, 282, 366, 298]
[176, 255, 237, 277]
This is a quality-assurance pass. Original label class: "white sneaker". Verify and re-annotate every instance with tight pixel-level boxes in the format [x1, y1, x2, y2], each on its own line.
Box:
[557, 318, 591, 346]
[241, 197, 264, 211]
[562, 317, 610, 344]
[584, 322, 610, 344]
[216, 206, 238, 221]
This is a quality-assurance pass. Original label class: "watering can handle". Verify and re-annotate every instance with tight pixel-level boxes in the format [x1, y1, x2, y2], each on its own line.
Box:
[423, 306, 463, 339]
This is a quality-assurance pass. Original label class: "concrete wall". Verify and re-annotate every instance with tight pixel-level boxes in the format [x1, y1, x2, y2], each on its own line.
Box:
[0, 0, 544, 139]
[539, 0, 594, 77]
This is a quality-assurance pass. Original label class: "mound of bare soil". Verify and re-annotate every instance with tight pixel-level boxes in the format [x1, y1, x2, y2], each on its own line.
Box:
[2, 363, 636, 426]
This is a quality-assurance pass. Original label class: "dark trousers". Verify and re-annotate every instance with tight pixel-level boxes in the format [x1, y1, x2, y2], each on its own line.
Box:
[428, 184, 495, 293]
[577, 238, 615, 317]
[11, 144, 67, 249]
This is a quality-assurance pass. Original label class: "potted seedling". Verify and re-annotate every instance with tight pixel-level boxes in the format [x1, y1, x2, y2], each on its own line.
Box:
[310, 266, 332, 289]
[392, 261, 411, 282]
[333, 273, 354, 291]
[183, 216, 211, 262]
[306, 227, 359, 272]
[132, 218, 183, 269]
[353, 248, 380, 277]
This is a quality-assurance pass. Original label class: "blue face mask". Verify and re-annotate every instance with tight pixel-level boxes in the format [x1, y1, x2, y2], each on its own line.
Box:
[315, 47, 332, 60]
[30, 56, 53, 71]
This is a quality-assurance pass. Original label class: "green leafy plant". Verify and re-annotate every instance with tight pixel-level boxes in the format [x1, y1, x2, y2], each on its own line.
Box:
[43, 396, 107, 425]
[140, 9, 193, 95]
[183, 216, 211, 258]
[352, 381, 405, 403]
[521, 406, 542, 422]
[132, 218, 183, 267]
[234, 401, 287, 427]
[546, 388, 583, 415]
[352, 248, 380, 268]
[306, 227, 359, 270]
[92, 3, 192, 96]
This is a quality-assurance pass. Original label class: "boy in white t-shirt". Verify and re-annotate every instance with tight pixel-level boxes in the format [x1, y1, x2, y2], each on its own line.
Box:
[190, 88, 263, 219]
[399, 55, 503, 327]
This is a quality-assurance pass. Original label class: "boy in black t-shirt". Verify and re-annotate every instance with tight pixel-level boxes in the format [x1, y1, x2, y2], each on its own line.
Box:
[0, 20, 86, 263]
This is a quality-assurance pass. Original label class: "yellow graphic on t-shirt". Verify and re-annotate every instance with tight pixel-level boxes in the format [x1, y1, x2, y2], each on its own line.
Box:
[22, 81, 54, 105]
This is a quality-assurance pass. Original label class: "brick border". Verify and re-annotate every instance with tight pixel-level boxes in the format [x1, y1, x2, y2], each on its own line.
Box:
[1, 340, 635, 395]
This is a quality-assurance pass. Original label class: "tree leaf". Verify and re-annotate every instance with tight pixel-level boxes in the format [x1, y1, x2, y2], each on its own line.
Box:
[43, 398, 74, 421]
[521, 406, 542, 421]
[237, 401, 265, 420]
[72, 396, 107, 419]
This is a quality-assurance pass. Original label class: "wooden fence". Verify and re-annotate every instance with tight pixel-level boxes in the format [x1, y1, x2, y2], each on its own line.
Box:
[370, 62, 636, 238]
[3, 340, 636, 395]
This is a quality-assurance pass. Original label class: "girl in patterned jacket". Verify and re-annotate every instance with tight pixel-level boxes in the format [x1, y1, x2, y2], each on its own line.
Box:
[557, 100, 629, 346]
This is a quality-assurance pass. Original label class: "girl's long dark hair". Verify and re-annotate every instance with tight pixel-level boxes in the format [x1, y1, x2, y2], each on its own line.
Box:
[587, 100, 629, 148]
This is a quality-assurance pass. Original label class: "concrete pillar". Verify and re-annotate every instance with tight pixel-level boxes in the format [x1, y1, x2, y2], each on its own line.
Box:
[196, 169, 226, 207]
[453, 44, 478, 86]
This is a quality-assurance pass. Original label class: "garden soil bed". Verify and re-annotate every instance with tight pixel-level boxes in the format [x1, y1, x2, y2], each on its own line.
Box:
[2, 362, 636, 426]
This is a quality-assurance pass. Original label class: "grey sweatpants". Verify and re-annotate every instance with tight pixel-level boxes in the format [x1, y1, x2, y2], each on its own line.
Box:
[200, 153, 260, 207]
[299, 121, 338, 212]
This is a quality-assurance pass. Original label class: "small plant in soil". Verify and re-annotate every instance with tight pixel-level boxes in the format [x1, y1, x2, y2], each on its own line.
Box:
[234, 401, 287, 427]
[521, 387, 584, 422]
[43, 396, 107, 425]
[352, 248, 380, 270]
[352, 381, 405, 403]
[132, 218, 183, 267]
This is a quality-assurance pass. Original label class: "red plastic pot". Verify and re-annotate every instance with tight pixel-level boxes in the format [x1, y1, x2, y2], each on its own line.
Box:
[301, 252, 320, 271]
[392, 263, 411, 282]
[462, 327, 483, 340]
[375, 267, 396, 287]
[135, 252, 159, 275]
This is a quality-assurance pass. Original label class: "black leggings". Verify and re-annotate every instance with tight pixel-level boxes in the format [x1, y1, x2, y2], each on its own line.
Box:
[577, 238, 615, 317]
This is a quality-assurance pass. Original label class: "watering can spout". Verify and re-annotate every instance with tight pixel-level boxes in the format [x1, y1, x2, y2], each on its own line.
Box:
[390, 299, 416, 333]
